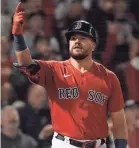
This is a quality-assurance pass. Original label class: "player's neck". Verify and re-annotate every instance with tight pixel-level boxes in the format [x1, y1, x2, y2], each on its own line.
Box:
[70, 56, 93, 73]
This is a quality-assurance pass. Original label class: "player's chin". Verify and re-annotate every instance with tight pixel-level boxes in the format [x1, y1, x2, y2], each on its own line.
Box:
[73, 48, 84, 52]
[72, 49, 85, 54]
[70, 53, 88, 60]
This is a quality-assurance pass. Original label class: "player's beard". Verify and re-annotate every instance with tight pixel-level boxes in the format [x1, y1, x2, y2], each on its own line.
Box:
[70, 51, 89, 60]
[70, 46, 90, 60]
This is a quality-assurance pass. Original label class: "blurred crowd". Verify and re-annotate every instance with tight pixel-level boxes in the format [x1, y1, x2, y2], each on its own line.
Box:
[1, 0, 139, 148]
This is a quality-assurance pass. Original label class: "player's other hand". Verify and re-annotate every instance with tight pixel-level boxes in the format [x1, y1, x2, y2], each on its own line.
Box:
[12, 2, 25, 35]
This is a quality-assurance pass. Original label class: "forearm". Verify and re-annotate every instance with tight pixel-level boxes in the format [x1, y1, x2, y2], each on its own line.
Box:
[14, 35, 33, 64]
[112, 117, 128, 139]
[15, 49, 33, 64]
[111, 110, 128, 148]
[112, 122, 128, 148]
[113, 126, 128, 141]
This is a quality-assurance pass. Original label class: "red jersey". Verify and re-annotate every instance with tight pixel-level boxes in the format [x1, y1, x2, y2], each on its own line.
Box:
[20, 59, 124, 140]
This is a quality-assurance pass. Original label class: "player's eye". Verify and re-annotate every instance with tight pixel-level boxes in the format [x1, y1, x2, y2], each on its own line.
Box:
[70, 36, 77, 41]
[80, 37, 86, 40]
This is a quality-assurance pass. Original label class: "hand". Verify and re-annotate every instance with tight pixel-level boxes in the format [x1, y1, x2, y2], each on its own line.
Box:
[38, 124, 53, 140]
[12, 2, 25, 35]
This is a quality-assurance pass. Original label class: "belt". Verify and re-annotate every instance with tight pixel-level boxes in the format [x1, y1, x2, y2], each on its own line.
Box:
[55, 133, 105, 148]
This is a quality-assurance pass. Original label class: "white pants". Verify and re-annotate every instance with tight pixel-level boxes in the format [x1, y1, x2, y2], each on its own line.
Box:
[51, 133, 106, 148]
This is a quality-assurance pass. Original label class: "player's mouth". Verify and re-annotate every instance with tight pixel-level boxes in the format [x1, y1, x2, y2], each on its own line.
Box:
[73, 46, 82, 49]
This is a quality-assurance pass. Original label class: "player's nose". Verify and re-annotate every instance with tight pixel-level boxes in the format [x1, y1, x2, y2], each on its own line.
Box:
[74, 38, 80, 43]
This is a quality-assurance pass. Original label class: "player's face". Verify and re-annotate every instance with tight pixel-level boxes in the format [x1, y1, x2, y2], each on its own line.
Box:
[69, 34, 95, 60]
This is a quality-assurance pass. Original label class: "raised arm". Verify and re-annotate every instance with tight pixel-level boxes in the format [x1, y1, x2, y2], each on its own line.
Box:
[12, 2, 33, 64]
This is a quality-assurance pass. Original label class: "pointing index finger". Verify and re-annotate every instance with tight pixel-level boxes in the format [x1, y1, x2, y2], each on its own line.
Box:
[15, 2, 22, 13]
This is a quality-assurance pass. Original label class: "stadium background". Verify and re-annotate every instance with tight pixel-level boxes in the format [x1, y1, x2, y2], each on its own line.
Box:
[1, 0, 139, 148]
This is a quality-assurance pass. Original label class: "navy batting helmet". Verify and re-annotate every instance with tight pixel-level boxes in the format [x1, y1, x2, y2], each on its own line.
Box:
[65, 20, 98, 42]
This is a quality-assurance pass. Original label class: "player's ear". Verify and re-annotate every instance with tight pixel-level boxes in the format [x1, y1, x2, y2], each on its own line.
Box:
[92, 42, 96, 51]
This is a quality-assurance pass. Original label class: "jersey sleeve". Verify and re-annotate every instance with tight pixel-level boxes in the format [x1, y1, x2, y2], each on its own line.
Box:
[33, 60, 54, 88]
[108, 71, 125, 112]
[14, 60, 54, 89]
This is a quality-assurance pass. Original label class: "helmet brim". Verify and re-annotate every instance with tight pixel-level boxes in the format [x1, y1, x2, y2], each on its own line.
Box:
[65, 30, 96, 42]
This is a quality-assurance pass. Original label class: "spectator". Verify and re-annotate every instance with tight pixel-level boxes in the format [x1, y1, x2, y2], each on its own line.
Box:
[33, 36, 61, 61]
[115, 48, 139, 102]
[55, 0, 85, 59]
[102, 20, 132, 70]
[1, 8, 12, 36]
[9, 66, 31, 101]
[4, 0, 18, 15]
[55, 0, 70, 25]
[125, 100, 138, 148]
[101, 21, 117, 69]
[1, 36, 13, 85]
[42, 0, 55, 37]
[1, 83, 17, 108]
[1, 106, 38, 148]
[17, 84, 53, 147]
[135, 101, 139, 121]
[23, 11, 46, 54]
[65, 0, 84, 27]
[111, 0, 132, 68]
[22, 0, 43, 13]
[129, 0, 139, 25]
[33, 36, 52, 60]
[87, 0, 116, 61]
[124, 51, 139, 101]
[102, 0, 139, 71]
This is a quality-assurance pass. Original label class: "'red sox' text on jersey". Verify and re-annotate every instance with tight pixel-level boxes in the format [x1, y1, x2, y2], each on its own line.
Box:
[17, 59, 124, 140]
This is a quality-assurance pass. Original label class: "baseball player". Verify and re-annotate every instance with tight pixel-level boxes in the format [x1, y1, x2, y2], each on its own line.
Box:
[12, 2, 128, 148]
